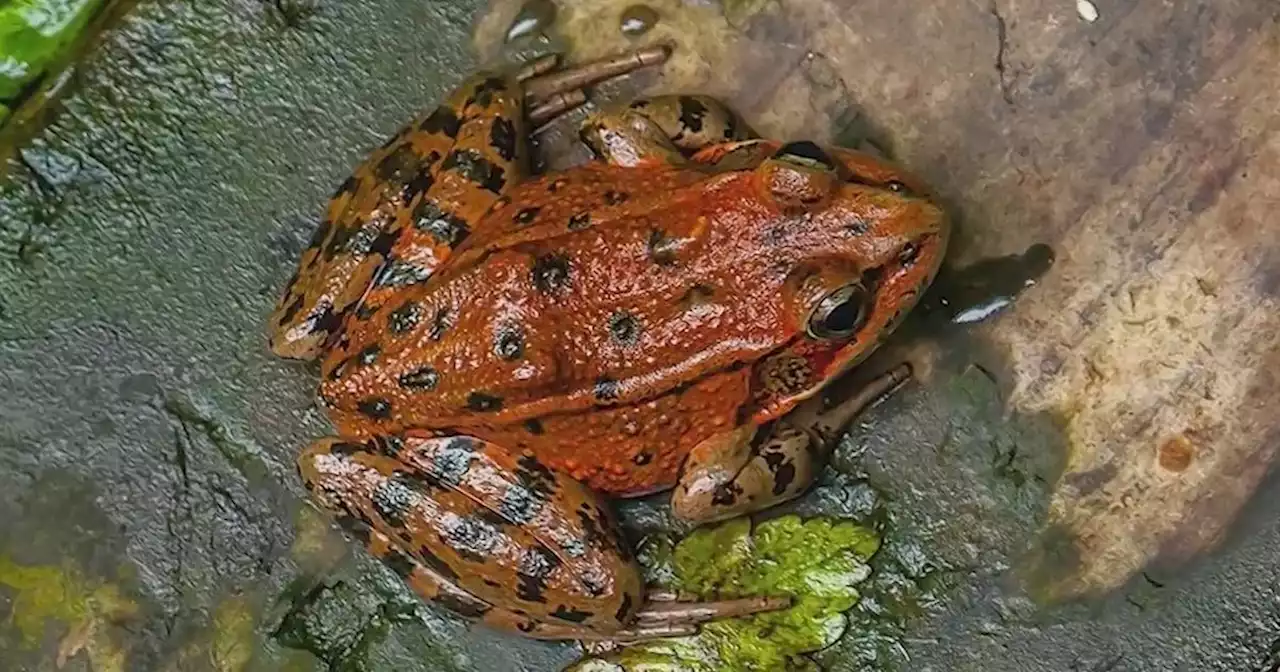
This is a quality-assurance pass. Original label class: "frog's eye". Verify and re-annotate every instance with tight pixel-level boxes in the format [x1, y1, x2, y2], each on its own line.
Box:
[885, 179, 916, 198]
[806, 283, 870, 340]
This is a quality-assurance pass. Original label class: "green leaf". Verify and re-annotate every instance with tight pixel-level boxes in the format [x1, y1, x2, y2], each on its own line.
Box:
[570, 515, 881, 671]
[0, 0, 107, 101]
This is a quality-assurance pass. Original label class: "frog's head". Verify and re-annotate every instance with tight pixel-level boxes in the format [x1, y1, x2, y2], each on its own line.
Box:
[757, 141, 949, 376]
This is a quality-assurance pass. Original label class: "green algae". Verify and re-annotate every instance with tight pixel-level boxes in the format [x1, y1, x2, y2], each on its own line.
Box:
[0, 555, 138, 670]
[571, 515, 881, 671]
[0, 0, 106, 100]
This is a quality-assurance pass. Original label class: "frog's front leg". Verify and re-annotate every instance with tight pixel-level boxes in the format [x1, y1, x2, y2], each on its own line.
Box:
[672, 365, 913, 523]
[580, 94, 757, 167]
[299, 433, 787, 639]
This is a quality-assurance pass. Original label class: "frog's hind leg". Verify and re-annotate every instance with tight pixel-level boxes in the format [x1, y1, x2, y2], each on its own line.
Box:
[266, 66, 531, 361]
[671, 364, 913, 524]
[268, 48, 671, 361]
[298, 433, 789, 640]
[298, 433, 643, 636]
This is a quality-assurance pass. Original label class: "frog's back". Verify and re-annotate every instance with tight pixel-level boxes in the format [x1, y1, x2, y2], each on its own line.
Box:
[319, 163, 794, 437]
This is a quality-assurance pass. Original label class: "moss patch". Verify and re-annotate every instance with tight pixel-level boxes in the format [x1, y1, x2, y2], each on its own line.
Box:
[0, 555, 138, 671]
[571, 515, 881, 671]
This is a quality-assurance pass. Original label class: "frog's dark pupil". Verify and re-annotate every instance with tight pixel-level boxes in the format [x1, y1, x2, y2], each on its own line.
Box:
[822, 298, 863, 334]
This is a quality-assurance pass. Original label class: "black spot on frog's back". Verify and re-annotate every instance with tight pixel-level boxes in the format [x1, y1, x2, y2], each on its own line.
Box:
[531, 253, 572, 294]
[608, 311, 641, 345]
[493, 325, 526, 360]
[514, 207, 541, 226]
[358, 398, 392, 420]
[594, 376, 621, 402]
[388, 301, 423, 334]
[466, 391, 504, 412]
[399, 365, 440, 391]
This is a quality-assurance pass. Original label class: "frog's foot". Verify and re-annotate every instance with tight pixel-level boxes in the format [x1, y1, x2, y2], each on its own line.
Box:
[579, 94, 757, 167]
[522, 45, 672, 126]
[671, 364, 913, 523]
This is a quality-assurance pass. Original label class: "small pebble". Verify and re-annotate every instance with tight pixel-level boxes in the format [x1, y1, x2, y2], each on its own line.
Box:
[1076, 0, 1099, 22]
[620, 4, 659, 37]
[506, 0, 557, 42]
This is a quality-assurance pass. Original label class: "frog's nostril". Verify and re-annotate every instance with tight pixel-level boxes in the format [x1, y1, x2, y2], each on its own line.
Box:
[774, 141, 836, 171]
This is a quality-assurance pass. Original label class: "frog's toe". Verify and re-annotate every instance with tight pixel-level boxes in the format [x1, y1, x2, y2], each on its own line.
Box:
[523, 45, 671, 126]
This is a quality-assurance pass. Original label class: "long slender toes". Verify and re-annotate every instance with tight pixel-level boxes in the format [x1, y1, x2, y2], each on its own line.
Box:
[517, 53, 561, 82]
[529, 90, 588, 126]
[602, 623, 699, 642]
[523, 45, 671, 104]
[811, 363, 913, 441]
[632, 595, 792, 626]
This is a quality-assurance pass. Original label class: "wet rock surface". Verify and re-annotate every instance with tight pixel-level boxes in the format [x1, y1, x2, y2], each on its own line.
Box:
[2, 0, 1280, 670]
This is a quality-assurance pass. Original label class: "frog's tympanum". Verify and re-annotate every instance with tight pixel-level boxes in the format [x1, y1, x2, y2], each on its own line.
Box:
[268, 46, 949, 640]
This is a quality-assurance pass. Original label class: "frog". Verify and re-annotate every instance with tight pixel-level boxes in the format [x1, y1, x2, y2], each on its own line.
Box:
[267, 45, 949, 641]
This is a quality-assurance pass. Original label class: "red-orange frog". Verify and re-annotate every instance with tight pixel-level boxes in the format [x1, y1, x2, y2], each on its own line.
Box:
[267, 48, 948, 640]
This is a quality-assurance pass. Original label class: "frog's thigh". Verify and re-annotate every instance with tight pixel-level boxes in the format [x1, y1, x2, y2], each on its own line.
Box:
[332, 505, 613, 639]
[297, 435, 644, 636]
[355, 72, 540, 315]
[267, 73, 525, 361]
[670, 421, 821, 524]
